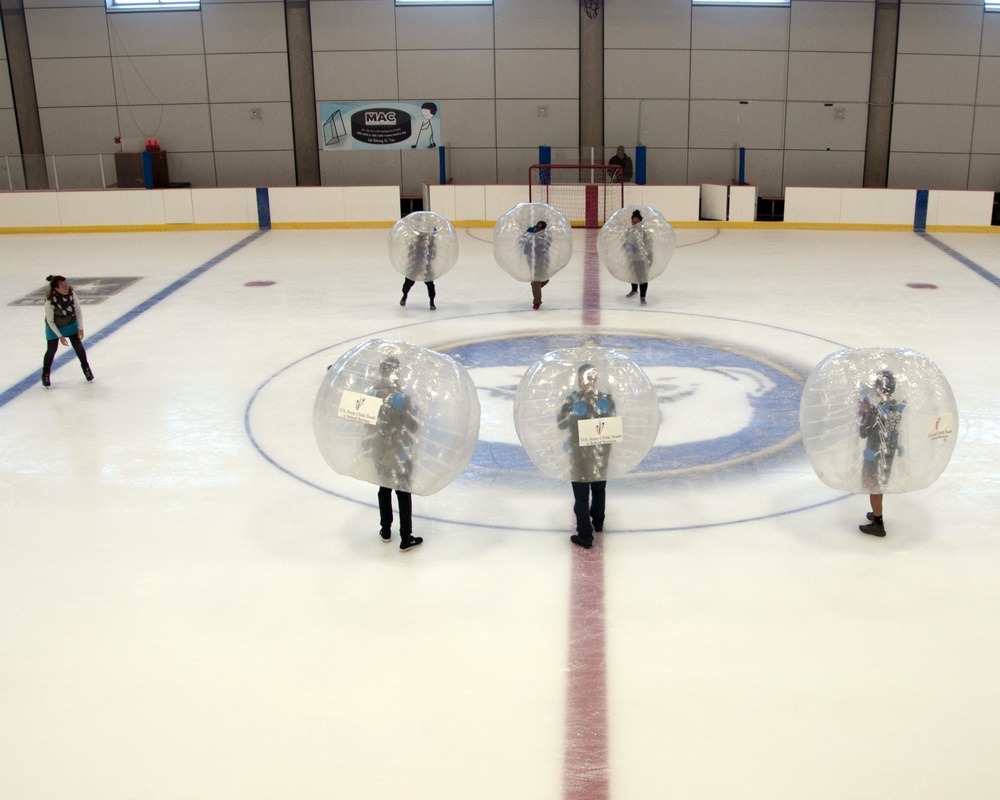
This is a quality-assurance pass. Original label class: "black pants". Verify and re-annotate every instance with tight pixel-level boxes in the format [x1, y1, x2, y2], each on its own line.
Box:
[571, 480, 606, 544]
[43, 333, 89, 372]
[378, 487, 412, 536]
[630, 282, 648, 298]
[402, 278, 435, 303]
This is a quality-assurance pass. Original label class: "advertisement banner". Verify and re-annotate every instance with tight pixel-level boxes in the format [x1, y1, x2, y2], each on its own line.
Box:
[337, 390, 381, 425]
[577, 416, 624, 447]
[320, 100, 441, 151]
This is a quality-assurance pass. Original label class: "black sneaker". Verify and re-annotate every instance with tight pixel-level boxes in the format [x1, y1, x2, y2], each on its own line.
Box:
[41, 372, 50, 387]
[429, 301, 436, 310]
[380, 528, 391, 542]
[399, 296, 407, 306]
[400, 536, 423, 551]
[625, 290, 637, 298]
[82, 366, 94, 381]
[859, 522, 886, 537]
[570, 534, 592, 549]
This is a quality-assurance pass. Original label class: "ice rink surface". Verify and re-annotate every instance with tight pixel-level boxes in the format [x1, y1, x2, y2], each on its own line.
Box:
[1, 225, 999, 799]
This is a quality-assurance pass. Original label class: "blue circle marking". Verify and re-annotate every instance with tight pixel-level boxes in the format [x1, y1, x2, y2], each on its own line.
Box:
[245, 310, 853, 532]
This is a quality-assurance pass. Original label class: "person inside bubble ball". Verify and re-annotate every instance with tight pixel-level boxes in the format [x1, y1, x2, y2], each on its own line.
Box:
[400, 229, 437, 310]
[623, 210, 652, 305]
[557, 363, 617, 549]
[857, 369, 905, 537]
[364, 356, 423, 550]
[522, 219, 550, 310]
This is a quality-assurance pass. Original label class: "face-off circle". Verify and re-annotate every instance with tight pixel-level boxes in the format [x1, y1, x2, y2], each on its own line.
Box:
[246, 310, 852, 531]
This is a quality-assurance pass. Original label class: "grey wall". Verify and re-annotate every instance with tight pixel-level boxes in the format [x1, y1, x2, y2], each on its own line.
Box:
[891, 0, 1000, 190]
[1, 0, 998, 196]
[15, 0, 294, 189]
[311, 0, 581, 191]
[1, 16, 22, 189]
[606, 0, 877, 194]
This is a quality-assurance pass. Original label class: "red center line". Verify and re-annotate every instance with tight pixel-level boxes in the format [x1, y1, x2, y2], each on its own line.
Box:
[582, 229, 602, 326]
[563, 537, 609, 800]
[563, 228, 609, 800]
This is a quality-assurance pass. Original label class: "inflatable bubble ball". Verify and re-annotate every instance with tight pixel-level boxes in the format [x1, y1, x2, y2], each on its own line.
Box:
[597, 205, 677, 285]
[800, 347, 958, 494]
[514, 346, 660, 482]
[314, 339, 481, 495]
[493, 202, 573, 283]
[388, 211, 459, 282]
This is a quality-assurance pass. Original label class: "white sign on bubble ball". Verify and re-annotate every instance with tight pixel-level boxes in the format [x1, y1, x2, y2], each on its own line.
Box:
[799, 347, 958, 494]
[597, 205, 677, 286]
[514, 347, 660, 482]
[388, 211, 459, 283]
[314, 339, 481, 496]
[493, 202, 573, 283]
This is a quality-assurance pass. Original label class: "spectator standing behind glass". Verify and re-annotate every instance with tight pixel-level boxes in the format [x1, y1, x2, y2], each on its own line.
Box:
[623, 210, 653, 305]
[41, 275, 94, 387]
[608, 145, 633, 183]
[400, 230, 437, 310]
[522, 219, 551, 310]
[557, 364, 617, 549]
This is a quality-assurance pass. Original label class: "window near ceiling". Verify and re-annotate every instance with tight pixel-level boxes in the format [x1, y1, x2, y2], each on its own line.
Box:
[106, 0, 199, 11]
[987, 0, 999, 11]
[692, 0, 789, 5]
[396, 1, 491, 5]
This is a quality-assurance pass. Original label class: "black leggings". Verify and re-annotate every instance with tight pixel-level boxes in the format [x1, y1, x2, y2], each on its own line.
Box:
[402, 278, 435, 302]
[43, 334, 89, 372]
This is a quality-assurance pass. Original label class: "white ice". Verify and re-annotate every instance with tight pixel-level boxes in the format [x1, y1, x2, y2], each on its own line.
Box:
[1, 225, 999, 800]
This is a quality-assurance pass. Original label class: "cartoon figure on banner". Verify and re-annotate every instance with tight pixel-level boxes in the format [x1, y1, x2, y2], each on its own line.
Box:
[411, 102, 438, 149]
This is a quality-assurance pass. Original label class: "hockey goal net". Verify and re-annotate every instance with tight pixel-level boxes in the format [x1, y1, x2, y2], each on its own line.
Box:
[528, 164, 625, 228]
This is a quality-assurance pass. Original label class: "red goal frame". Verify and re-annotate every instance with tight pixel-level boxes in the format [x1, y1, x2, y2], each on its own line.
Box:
[528, 164, 625, 228]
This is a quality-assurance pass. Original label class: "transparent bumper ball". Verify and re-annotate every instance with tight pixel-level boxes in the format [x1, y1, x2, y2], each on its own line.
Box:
[493, 202, 573, 283]
[514, 347, 660, 482]
[388, 211, 459, 282]
[314, 339, 481, 495]
[799, 347, 958, 494]
[597, 205, 676, 285]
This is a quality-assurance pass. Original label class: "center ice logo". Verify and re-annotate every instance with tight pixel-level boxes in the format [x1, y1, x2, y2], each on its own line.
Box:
[440, 333, 805, 477]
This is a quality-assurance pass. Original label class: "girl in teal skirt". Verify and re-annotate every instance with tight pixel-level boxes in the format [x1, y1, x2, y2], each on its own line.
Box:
[42, 275, 93, 387]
